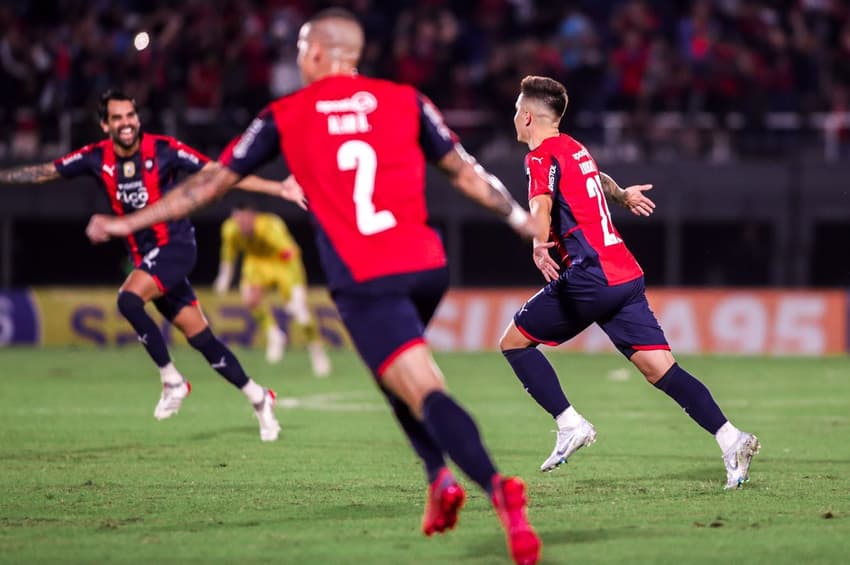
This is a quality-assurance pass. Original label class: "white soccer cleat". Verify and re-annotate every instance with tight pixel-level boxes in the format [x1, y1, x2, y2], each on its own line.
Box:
[254, 388, 281, 442]
[309, 342, 331, 378]
[266, 326, 287, 364]
[540, 418, 597, 472]
[723, 432, 760, 490]
[154, 380, 191, 421]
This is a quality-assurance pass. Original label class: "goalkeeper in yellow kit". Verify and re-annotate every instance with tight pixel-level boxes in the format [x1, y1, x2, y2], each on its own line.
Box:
[214, 204, 330, 376]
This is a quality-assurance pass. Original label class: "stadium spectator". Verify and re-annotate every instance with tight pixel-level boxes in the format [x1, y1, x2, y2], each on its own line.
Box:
[86, 8, 544, 565]
[1, 0, 849, 161]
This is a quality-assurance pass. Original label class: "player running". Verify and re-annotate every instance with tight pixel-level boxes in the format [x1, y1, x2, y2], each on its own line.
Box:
[499, 75, 760, 489]
[215, 203, 330, 376]
[0, 90, 283, 442]
[86, 9, 542, 564]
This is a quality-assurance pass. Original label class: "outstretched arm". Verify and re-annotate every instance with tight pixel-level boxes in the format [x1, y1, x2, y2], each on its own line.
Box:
[599, 171, 655, 217]
[0, 162, 61, 184]
[437, 146, 537, 238]
[86, 162, 241, 242]
[232, 173, 307, 210]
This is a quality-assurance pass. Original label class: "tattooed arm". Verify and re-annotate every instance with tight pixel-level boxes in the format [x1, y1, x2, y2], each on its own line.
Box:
[0, 162, 61, 184]
[86, 162, 242, 242]
[437, 145, 537, 238]
[599, 172, 627, 206]
[599, 171, 655, 217]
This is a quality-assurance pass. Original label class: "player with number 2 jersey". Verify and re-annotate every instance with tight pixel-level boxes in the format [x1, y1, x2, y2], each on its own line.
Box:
[220, 75, 450, 290]
[88, 10, 544, 564]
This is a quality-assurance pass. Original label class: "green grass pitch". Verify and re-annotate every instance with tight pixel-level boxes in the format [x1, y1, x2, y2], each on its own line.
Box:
[1, 347, 849, 564]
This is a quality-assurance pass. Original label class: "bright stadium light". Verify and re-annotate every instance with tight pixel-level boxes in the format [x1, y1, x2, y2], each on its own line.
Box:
[134, 31, 150, 51]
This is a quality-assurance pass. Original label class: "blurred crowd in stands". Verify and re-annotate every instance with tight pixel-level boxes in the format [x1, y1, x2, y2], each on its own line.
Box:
[1, 0, 849, 162]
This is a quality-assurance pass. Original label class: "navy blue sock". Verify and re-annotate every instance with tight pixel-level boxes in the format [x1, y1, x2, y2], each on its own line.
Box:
[653, 363, 727, 434]
[421, 391, 497, 495]
[187, 327, 249, 389]
[116, 291, 171, 367]
[503, 347, 570, 418]
[384, 389, 446, 483]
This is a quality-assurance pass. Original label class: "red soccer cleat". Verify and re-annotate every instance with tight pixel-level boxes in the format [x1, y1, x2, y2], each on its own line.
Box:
[491, 476, 541, 565]
[421, 467, 466, 536]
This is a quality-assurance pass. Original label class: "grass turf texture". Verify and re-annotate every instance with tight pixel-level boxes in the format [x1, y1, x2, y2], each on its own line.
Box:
[1, 347, 849, 564]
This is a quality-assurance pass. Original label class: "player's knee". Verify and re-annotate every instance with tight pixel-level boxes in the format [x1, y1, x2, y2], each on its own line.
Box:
[116, 291, 146, 319]
[499, 325, 530, 352]
[631, 350, 675, 384]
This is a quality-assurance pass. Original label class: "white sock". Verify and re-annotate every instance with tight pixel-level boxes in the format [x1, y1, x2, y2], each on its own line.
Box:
[715, 421, 741, 453]
[555, 406, 583, 430]
[241, 379, 265, 405]
[159, 363, 183, 386]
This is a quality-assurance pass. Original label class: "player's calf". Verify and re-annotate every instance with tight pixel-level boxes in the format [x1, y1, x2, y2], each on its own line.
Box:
[117, 291, 172, 367]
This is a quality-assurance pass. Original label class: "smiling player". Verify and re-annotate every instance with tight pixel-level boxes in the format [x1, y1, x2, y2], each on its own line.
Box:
[0, 89, 284, 441]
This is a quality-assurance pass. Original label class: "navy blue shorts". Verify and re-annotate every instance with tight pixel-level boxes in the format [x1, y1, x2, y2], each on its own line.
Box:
[333, 267, 449, 376]
[136, 242, 198, 321]
[514, 270, 669, 358]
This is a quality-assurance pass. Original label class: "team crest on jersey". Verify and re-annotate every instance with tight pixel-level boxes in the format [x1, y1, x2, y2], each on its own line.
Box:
[123, 161, 136, 178]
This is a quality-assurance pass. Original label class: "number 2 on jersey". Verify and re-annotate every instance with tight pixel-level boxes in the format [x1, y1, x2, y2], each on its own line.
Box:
[586, 174, 621, 246]
[337, 140, 397, 236]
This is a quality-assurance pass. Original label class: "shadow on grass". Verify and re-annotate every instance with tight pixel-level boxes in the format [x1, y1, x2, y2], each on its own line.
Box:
[465, 526, 658, 562]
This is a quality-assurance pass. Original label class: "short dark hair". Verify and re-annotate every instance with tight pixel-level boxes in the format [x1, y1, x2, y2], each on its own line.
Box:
[308, 7, 360, 25]
[97, 89, 137, 122]
[520, 76, 568, 119]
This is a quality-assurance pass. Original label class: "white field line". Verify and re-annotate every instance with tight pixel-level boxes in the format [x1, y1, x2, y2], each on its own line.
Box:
[276, 392, 384, 412]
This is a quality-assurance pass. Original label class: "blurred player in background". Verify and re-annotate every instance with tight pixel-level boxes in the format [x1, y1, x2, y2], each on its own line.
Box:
[499, 75, 760, 489]
[215, 203, 331, 376]
[87, 9, 543, 564]
[0, 89, 284, 442]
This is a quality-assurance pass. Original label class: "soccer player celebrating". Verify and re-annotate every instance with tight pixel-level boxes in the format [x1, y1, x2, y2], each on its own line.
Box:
[86, 9, 542, 565]
[214, 203, 331, 376]
[498, 75, 759, 489]
[0, 90, 283, 442]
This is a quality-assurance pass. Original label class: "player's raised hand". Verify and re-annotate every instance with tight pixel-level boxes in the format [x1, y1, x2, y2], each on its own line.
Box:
[533, 241, 560, 282]
[86, 214, 130, 244]
[280, 175, 308, 210]
[622, 184, 655, 217]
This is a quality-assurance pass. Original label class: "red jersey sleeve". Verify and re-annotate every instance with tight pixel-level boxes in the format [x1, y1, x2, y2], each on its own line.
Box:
[526, 152, 555, 201]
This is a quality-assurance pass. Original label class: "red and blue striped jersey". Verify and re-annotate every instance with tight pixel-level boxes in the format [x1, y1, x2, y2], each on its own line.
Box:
[54, 133, 208, 264]
[526, 133, 643, 286]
